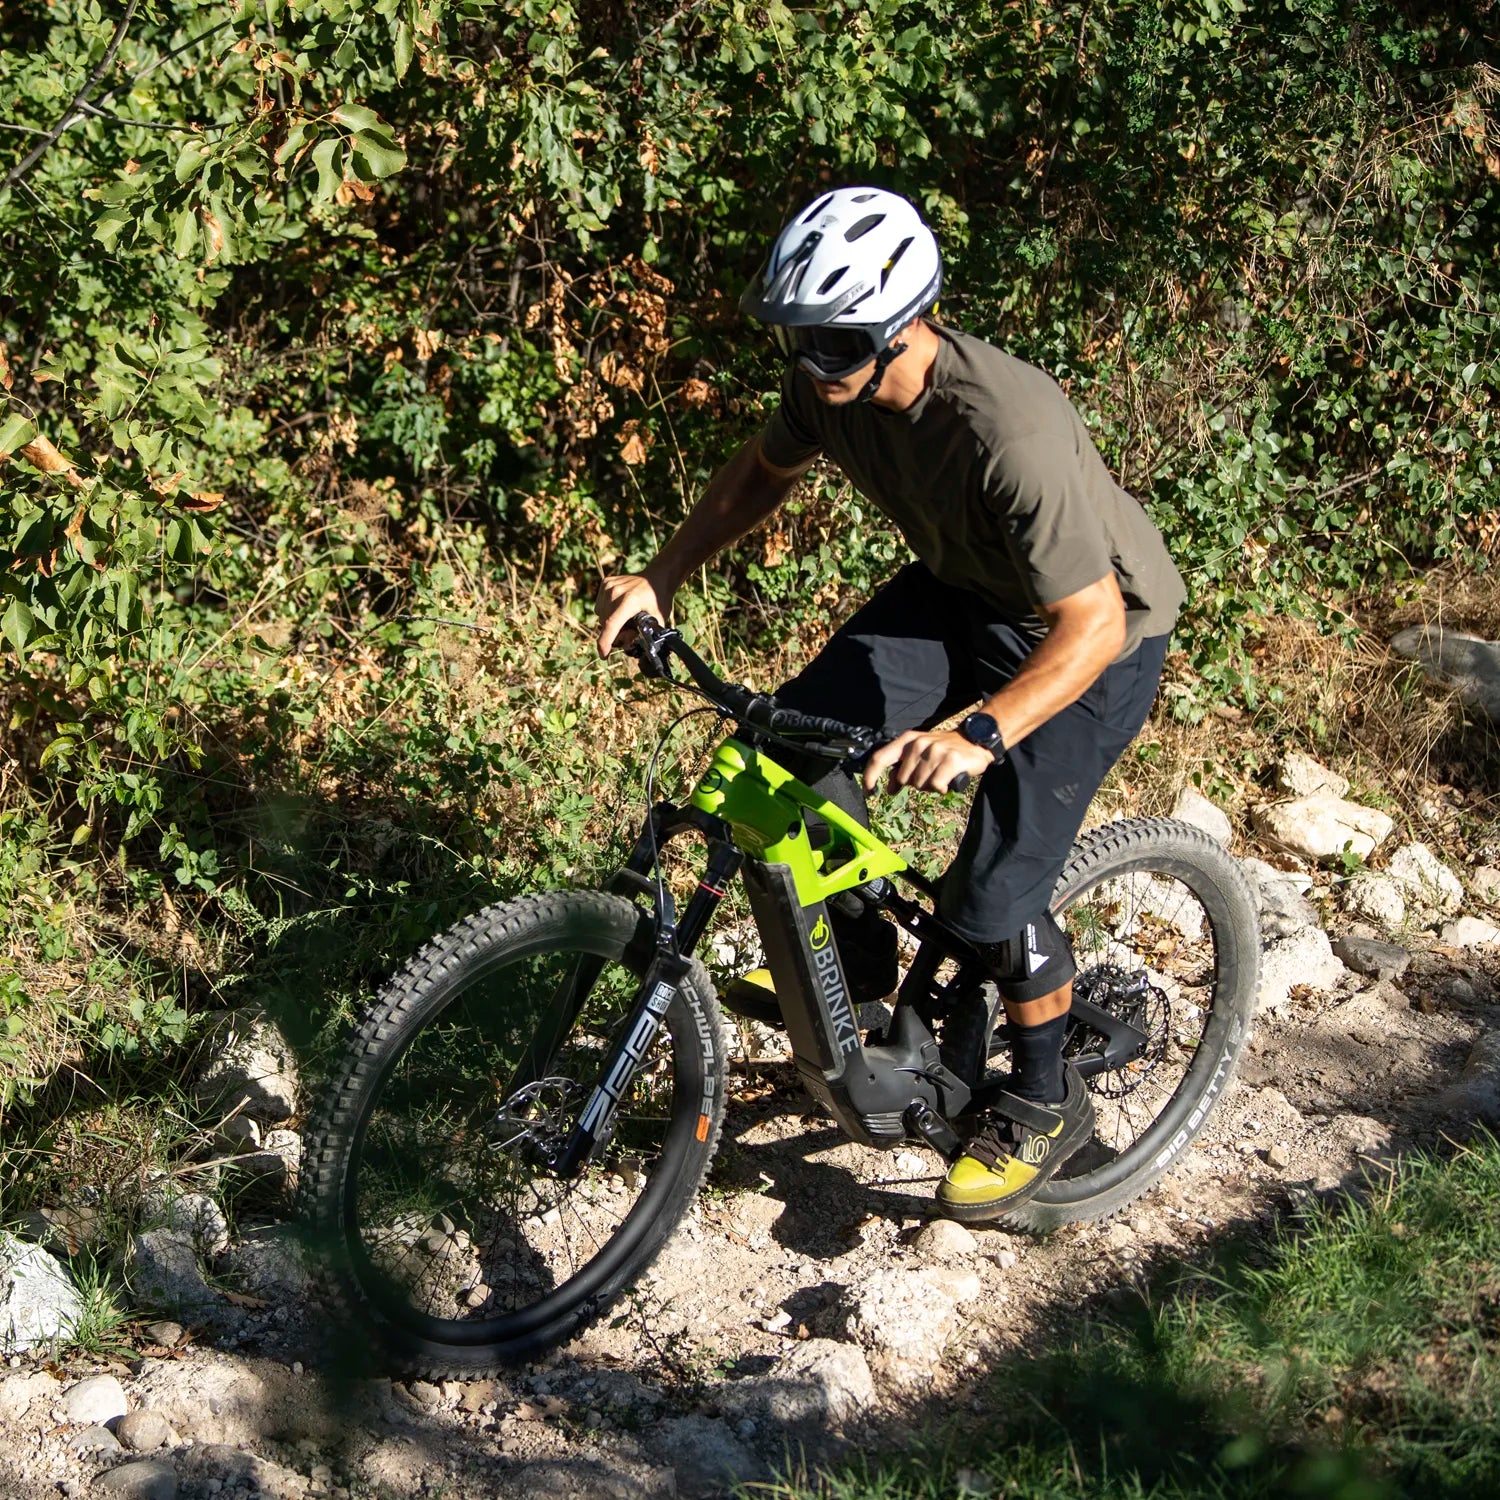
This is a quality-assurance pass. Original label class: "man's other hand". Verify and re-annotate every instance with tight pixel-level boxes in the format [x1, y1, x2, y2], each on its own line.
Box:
[862, 729, 992, 795]
[595, 572, 670, 657]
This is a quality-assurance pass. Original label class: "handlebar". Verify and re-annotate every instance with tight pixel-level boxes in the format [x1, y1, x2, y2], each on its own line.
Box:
[625, 613, 972, 793]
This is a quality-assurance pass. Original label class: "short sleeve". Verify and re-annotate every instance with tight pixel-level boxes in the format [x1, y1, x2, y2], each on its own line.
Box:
[985, 432, 1114, 607]
[757, 364, 824, 471]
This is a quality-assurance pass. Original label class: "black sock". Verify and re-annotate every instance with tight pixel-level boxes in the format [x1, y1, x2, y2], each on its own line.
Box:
[1008, 1013, 1068, 1105]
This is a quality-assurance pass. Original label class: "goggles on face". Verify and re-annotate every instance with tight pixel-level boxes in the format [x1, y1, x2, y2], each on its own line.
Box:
[770, 322, 882, 381]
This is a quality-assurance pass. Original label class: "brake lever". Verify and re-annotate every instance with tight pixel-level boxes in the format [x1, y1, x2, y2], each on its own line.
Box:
[624, 612, 680, 681]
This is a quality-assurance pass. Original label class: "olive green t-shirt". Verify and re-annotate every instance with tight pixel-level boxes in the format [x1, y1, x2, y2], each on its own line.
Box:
[759, 326, 1185, 658]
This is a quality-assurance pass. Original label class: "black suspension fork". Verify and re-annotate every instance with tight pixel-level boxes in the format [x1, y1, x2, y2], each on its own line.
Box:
[507, 803, 697, 1098]
[553, 837, 742, 1177]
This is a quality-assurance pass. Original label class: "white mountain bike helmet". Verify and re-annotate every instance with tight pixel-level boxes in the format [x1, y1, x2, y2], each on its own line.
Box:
[739, 186, 942, 401]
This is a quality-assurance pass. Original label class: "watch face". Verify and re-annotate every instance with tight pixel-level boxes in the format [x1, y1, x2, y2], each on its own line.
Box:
[961, 712, 1000, 748]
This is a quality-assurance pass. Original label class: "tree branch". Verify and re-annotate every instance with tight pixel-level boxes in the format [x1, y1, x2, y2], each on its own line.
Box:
[3, 0, 141, 190]
[78, 99, 205, 135]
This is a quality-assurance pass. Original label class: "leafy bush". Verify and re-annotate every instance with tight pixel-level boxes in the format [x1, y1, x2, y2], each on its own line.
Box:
[0, 0, 1495, 1093]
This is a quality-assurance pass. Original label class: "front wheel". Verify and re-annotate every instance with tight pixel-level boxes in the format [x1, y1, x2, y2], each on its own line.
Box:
[986, 818, 1261, 1231]
[300, 890, 728, 1374]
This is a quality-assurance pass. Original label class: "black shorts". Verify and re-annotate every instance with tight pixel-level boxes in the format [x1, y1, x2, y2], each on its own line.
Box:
[775, 562, 1168, 945]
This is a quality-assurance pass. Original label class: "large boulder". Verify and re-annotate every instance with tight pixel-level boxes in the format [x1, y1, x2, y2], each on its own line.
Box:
[1258, 926, 1347, 1017]
[1440, 916, 1500, 949]
[1385, 843, 1464, 918]
[650, 1415, 770, 1499]
[1275, 752, 1350, 799]
[138, 1185, 231, 1260]
[1251, 795, 1394, 862]
[1343, 871, 1407, 932]
[1434, 1031, 1500, 1125]
[1390, 626, 1500, 721]
[123, 1229, 226, 1323]
[1240, 858, 1320, 939]
[0, 1230, 84, 1353]
[717, 1339, 876, 1432]
[834, 1265, 980, 1384]
[193, 1010, 300, 1125]
[1170, 788, 1234, 845]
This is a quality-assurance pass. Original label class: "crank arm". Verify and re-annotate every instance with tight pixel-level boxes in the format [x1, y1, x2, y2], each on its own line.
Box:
[1066, 996, 1151, 1079]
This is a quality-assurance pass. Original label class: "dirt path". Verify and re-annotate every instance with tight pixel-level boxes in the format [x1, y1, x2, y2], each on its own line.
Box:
[1, 889, 1495, 1500]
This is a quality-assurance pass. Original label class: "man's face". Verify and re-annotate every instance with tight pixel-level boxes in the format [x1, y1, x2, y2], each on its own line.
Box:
[805, 359, 877, 405]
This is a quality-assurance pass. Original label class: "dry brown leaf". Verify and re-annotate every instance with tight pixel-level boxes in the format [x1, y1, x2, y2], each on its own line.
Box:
[17, 435, 87, 486]
[620, 430, 648, 466]
[202, 210, 224, 262]
[150, 470, 187, 496]
[679, 377, 714, 409]
[412, 327, 444, 360]
[223, 1292, 269, 1309]
[0, 340, 11, 391]
[182, 491, 224, 512]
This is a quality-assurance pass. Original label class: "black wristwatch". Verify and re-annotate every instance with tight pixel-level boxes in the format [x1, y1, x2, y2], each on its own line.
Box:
[958, 711, 1006, 763]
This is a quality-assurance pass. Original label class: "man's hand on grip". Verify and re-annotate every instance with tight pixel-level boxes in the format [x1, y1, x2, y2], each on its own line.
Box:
[596, 573, 670, 658]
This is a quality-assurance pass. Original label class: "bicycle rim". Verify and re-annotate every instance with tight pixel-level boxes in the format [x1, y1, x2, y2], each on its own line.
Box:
[340, 930, 703, 1348]
[1004, 821, 1256, 1212]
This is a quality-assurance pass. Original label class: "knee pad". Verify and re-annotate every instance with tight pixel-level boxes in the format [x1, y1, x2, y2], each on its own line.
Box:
[986, 910, 1077, 1005]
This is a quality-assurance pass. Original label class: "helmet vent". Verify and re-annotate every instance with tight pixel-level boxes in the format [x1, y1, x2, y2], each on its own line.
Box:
[844, 213, 884, 242]
[880, 237, 913, 289]
[817, 267, 848, 294]
[800, 193, 835, 223]
[852, 191, 878, 202]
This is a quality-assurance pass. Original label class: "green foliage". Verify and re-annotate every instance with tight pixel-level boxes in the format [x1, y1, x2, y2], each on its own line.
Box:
[0, 0, 1495, 1097]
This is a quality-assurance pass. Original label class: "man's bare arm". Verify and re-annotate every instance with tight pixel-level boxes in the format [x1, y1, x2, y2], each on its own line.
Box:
[863, 575, 1128, 793]
[596, 436, 813, 655]
[979, 574, 1128, 748]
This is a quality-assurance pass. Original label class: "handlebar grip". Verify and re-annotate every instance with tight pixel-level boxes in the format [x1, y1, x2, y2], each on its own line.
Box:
[948, 772, 972, 794]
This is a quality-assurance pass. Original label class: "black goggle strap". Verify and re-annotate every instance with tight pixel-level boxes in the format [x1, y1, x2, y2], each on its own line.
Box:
[854, 340, 907, 403]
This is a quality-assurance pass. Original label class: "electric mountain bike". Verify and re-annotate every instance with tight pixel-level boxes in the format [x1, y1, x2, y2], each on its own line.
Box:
[301, 616, 1260, 1373]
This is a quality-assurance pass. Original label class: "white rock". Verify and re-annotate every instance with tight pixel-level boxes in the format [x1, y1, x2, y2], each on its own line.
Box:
[1251, 795, 1394, 862]
[1390, 626, 1500, 722]
[223, 1225, 312, 1301]
[1435, 1031, 1500, 1124]
[116, 1409, 176, 1453]
[836, 1267, 977, 1382]
[1170, 788, 1234, 845]
[1386, 843, 1464, 917]
[1343, 872, 1408, 933]
[717, 1338, 875, 1430]
[1257, 926, 1347, 1016]
[1275, 752, 1350, 799]
[230, 1128, 302, 1195]
[652, 1414, 770, 1497]
[0, 1368, 60, 1419]
[124, 1229, 224, 1320]
[1441, 916, 1500, 949]
[194, 1010, 300, 1125]
[0, 1231, 84, 1353]
[139, 1186, 231, 1260]
[1470, 866, 1500, 906]
[1240, 857, 1320, 938]
[62, 1372, 128, 1425]
[913, 1219, 978, 1259]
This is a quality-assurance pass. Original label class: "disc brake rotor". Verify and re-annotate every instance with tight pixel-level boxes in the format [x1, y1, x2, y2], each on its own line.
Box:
[490, 1076, 586, 1163]
[1066, 963, 1171, 1099]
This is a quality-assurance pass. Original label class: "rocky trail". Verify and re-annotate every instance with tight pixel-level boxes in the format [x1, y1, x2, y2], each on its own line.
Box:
[3, 751, 1500, 1500]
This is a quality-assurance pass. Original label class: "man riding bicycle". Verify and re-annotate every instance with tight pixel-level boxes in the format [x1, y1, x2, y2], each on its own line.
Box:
[596, 187, 1185, 1219]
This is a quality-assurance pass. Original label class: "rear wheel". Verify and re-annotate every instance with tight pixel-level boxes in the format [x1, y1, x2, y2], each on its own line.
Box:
[975, 819, 1260, 1231]
[300, 891, 727, 1373]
